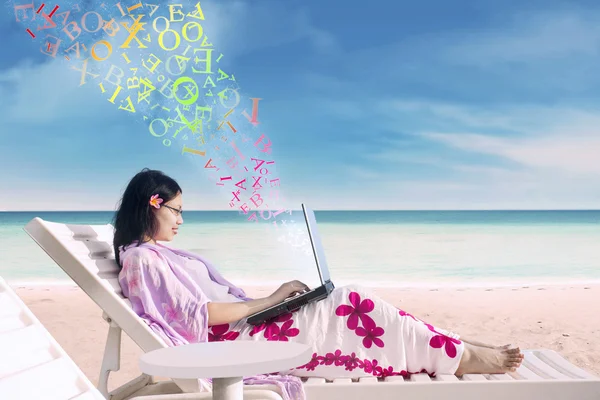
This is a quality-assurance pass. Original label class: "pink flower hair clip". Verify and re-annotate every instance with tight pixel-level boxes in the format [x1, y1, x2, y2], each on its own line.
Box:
[149, 194, 163, 209]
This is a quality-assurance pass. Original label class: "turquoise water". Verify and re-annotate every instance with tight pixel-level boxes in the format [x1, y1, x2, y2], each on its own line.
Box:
[1, 210, 600, 287]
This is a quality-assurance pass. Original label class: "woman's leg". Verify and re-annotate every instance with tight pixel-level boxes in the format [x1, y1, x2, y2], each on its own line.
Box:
[225, 285, 523, 378]
[398, 308, 525, 375]
[460, 336, 512, 349]
[397, 307, 466, 375]
[232, 285, 469, 377]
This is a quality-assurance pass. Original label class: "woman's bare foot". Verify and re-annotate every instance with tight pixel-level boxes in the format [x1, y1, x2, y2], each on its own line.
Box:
[455, 343, 524, 376]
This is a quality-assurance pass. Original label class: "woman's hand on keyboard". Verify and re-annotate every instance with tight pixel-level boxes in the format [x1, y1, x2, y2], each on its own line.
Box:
[268, 280, 310, 303]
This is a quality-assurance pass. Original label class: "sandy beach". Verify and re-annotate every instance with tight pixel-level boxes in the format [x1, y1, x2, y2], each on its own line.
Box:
[14, 283, 600, 392]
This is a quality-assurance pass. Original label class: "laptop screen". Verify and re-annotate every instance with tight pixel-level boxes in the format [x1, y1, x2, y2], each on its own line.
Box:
[302, 204, 331, 284]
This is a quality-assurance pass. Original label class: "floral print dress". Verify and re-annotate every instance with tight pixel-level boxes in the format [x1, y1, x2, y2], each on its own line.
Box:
[214, 286, 464, 379]
[119, 243, 465, 382]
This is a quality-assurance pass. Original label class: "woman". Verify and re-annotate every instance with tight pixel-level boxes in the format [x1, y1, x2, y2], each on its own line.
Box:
[114, 169, 524, 390]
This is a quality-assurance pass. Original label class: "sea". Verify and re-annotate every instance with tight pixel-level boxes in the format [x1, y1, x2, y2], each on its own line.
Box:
[1, 210, 600, 288]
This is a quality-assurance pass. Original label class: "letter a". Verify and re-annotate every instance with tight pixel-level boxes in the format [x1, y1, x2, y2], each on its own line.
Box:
[187, 2, 205, 20]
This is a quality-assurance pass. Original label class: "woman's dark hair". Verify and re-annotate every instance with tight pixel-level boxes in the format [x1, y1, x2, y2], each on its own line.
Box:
[113, 168, 182, 267]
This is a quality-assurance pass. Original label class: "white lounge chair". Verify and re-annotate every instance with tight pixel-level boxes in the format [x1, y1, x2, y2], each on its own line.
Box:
[0, 276, 106, 400]
[0, 277, 282, 400]
[23, 217, 600, 400]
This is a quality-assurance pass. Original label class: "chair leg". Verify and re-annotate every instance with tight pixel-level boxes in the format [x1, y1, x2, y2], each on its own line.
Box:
[110, 374, 155, 400]
[98, 313, 154, 400]
[98, 313, 122, 398]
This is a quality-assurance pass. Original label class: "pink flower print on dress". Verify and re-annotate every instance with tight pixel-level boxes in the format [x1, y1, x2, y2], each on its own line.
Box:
[332, 350, 349, 366]
[171, 322, 198, 342]
[249, 323, 267, 337]
[249, 312, 293, 337]
[380, 366, 403, 378]
[424, 322, 462, 358]
[149, 194, 163, 209]
[322, 349, 348, 366]
[162, 303, 184, 324]
[362, 359, 372, 373]
[208, 324, 240, 342]
[266, 319, 299, 341]
[344, 352, 363, 371]
[429, 334, 462, 358]
[335, 291, 376, 330]
[127, 271, 142, 295]
[298, 353, 323, 371]
[355, 316, 385, 349]
[362, 358, 382, 376]
[264, 313, 295, 339]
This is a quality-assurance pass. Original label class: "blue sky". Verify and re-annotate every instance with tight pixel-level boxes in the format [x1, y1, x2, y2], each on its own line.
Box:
[2, 0, 600, 211]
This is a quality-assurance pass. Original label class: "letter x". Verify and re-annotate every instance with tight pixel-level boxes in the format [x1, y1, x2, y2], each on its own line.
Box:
[120, 15, 146, 49]
[71, 58, 100, 86]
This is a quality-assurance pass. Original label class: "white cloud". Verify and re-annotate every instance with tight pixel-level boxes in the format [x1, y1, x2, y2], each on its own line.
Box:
[338, 167, 600, 210]
[363, 151, 448, 167]
[336, 94, 600, 209]
[366, 97, 600, 176]
[0, 58, 115, 124]
[385, 100, 520, 132]
[423, 131, 600, 175]
[382, 99, 600, 134]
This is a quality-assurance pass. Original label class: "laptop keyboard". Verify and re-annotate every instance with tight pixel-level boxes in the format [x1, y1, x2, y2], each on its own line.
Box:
[283, 289, 312, 302]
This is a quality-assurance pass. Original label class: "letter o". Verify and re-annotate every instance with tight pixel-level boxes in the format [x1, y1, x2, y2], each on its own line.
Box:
[149, 119, 168, 137]
[165, 54, 187, 76]
[173, 76, 199, 106]
[260, 209, 273, 220]
[91, 40, 112, 61]
[219, 88, 240, 109]
[182, 22, 203, 42]
[81, 12, 104, 33]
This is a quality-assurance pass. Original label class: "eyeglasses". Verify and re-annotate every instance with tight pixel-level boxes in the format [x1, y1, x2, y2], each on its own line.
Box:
[163, 205, 183, 217]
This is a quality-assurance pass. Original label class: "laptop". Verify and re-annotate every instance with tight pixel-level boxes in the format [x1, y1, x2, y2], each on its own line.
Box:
[246, 204, 335, 325]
